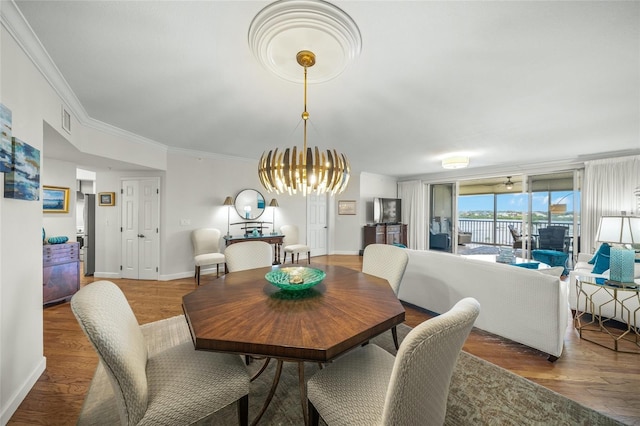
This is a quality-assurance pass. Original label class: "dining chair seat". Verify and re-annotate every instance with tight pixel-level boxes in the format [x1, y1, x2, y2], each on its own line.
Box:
[281, 225, 311, 264]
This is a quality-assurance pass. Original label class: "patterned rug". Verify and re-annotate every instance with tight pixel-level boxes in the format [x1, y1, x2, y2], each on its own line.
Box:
[77, 315, 624, 425]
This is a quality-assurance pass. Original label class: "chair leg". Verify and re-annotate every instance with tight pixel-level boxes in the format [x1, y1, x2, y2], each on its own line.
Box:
[308, 400, 320, 426]
[291, 253, 294, 264]
[296, 253, 300, 264]
[195, 265, 200, 286]
[391, 325, 399, 350]
[307, 251, 311, 264]
[238, 394, 249, 426]
[216, 263, 220, 278]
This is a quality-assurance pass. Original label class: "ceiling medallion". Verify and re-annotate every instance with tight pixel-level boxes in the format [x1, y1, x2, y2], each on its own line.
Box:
[258, 50, 350, 196]
[248, 0, 362, 83]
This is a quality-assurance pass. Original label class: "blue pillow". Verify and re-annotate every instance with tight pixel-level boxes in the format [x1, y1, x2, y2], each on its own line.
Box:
[591, 244, 610, 274]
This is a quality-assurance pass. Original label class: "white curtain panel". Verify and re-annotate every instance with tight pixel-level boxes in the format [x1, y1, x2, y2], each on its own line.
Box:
[582, 155, 640, 254]
[398, 180, 426, 250]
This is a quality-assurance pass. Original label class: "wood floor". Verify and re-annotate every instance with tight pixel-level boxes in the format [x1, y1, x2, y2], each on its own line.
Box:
[8, 255, 640, 425]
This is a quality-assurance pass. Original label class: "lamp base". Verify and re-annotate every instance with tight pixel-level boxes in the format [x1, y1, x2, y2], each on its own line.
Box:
[610, 247, 635, 283]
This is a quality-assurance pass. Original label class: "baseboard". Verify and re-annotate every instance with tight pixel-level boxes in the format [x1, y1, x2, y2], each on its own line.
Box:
[93, 272, 121, 279]
[332, 250, 360, 255]
[1, 356, 46, 424]
[160, 266, 222, 282]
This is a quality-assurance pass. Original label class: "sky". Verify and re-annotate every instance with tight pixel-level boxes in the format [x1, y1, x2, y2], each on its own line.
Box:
[459, 191, 580, 213]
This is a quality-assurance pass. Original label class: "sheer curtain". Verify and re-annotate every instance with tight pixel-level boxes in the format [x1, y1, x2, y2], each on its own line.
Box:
[398, 180, 425, 250]
[582, 155, 640, 254]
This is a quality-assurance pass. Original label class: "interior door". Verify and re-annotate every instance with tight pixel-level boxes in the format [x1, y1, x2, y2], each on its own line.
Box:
[307, 193, 328, 257]
[121, 178, 160, 280]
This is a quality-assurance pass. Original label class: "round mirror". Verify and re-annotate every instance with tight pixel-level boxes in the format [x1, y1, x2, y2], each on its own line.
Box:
[234, 189, 266, 220]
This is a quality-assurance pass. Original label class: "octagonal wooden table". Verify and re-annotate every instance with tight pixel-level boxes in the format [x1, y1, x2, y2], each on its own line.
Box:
[182, 264, 405, 425]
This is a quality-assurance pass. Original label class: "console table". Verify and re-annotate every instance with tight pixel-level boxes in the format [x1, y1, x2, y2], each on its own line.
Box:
[574, 276, 640, 353]
[224, 234, 284, 265]
[363, 224, 407, 248]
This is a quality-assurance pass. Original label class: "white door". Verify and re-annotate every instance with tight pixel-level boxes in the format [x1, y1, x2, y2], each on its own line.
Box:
[307, 193, 328, 257]
[121, 178, 160, 280]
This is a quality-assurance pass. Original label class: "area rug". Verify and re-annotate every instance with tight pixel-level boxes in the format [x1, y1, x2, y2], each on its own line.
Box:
[77, 315, 624, 425]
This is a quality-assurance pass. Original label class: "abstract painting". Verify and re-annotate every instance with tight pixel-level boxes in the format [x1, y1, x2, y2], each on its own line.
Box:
[4, 137, 40, 200]
[0, 104, 12, 173]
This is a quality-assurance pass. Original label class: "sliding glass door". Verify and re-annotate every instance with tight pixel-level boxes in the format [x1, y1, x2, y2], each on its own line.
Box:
[429, 183, 455, 253]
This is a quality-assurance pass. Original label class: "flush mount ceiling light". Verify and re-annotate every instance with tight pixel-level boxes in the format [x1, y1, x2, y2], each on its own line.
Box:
[441, 156, 469, 169]
[258, 50, 350, 195]
[248, 0, 362, 83]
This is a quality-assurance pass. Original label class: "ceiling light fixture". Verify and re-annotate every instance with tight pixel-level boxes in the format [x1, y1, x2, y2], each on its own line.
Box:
[258, 50, 350, 195]
[441, 156, 469, 169]
[504, 176, 514, 190]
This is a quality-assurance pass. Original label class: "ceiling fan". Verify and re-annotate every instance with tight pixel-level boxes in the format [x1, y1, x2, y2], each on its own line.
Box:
[504, 176, 514, 190]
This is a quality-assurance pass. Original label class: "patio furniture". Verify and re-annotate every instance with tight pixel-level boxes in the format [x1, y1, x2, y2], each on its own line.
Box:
[538, 226, 569, 252]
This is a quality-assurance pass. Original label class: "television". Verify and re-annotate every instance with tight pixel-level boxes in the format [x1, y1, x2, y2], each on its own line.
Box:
[373, 197, 402, 224]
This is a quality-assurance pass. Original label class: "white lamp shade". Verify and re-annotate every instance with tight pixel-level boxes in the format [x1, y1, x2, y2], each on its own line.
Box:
[595, 216, 640, 244]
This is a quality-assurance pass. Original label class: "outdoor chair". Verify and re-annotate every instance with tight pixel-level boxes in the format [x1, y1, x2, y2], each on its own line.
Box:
[538, 226, 569, 252]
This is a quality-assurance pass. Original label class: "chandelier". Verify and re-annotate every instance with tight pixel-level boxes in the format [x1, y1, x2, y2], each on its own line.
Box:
[258, 50, 350, 195]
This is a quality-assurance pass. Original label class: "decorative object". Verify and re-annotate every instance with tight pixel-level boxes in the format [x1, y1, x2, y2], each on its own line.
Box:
[496, 247, 516, 264]
[338, 200, 356, 215]
[441, 156, 469, 169]
[4, 137, 40, 200]
[43, 185, 70, 213]
[595, 215, 640, 283]
[257, 50, 350, 196]
[223, 196, 234, 237]
[234, 189, 265, 220]
[47, 236, 69, 244]
[269, 198, 279, 234]
[265, 266, 326, 291]
[0, 103, 12, 173]
[98, 192, 115, 206]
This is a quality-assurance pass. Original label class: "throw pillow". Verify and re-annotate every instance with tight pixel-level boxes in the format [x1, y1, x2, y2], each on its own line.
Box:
[591, 244, 611, 274]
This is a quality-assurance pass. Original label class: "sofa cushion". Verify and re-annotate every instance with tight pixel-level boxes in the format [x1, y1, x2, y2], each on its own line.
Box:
[590, 244, 610, 274]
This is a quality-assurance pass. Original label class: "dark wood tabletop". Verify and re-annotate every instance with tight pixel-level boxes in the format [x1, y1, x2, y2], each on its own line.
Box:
[182, 264, 405, 362]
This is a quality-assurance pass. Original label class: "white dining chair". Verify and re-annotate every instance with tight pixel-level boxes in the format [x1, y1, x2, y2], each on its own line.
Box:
[191, 228, 226, 285]
[281, 224, 311, 264]
[362, 244, 409, 349]
[225, 241, 273, 272]
[71, 280, 250, 426]
[307, 297, 480, 426]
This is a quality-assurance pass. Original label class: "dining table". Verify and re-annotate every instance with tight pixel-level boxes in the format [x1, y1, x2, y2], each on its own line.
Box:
[182, 264, 405, 425]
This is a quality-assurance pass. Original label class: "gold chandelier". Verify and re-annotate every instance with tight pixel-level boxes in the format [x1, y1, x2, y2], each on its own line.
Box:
[258, 50, 350, 196]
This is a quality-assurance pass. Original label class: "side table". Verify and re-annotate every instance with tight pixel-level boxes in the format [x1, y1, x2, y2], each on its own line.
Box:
[574, 276, 640, 353]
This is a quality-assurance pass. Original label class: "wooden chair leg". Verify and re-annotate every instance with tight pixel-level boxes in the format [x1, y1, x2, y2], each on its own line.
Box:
[238, 394, 249, 426]
[291, 254, 294, 264]
[308, 400, 320, 426]
[296, 253, 299, 264]
[216, 263, 220, 278]
[392, 325, 399, 350]
[307, 251, 311, 264]
[195, 265, 200, 286]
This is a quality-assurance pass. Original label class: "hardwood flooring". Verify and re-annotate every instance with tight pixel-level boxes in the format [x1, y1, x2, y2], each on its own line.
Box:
[8, 255, 640, 425]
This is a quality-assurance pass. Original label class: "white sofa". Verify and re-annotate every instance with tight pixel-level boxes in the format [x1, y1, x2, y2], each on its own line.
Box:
[569, 252, 640, 323]
[397, 249, 570, 360]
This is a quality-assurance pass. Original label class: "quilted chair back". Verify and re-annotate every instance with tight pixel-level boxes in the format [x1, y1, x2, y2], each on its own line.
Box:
[191, 228, 222, 256]
[71, 280, 149, 426]
[362, 244, 409, 295]
[382, 297, 480, 426]
[225, 241, 273, 272]
[280, 224, 301, 246]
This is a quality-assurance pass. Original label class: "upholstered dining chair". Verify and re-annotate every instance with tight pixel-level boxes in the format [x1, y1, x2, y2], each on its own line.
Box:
[281, 224, 311, 264]
[307, 297, 480, 426]
[191, 228, 226, 286]
[362, 244, 409, 349]
[71, 280, 250, 426]
[225, 240, 273, 272]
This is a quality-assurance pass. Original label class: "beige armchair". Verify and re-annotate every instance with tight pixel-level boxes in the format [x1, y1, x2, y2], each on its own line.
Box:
[191, 228, 226, 285]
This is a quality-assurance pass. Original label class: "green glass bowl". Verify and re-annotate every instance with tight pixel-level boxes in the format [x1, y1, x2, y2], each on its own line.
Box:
[265, 267, 326, 291]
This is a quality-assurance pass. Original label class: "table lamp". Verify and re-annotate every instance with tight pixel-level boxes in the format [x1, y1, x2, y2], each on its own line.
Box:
[595, 215, 640, 283]
[269, 198, 279, 235]
[223, 196, 233, 237]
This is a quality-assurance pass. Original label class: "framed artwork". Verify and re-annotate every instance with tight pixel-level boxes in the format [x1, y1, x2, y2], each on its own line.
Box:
[4, 137, 40, 201]
[99, 192, 115, 206]
[0, 103, 12, 173]
[61, 106, 71, 134]
[338, 200, 356, 215]
[42, 185, 70, 213]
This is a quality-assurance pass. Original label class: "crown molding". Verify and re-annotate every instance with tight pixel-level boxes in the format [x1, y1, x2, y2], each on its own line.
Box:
[167, 146, 257, 164]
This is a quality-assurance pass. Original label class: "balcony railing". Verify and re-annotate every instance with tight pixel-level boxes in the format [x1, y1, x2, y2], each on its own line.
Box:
[458, 219, 579, 248]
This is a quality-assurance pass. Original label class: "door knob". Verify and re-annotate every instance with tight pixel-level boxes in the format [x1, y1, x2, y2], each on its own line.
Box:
[138, 234, 145, 238]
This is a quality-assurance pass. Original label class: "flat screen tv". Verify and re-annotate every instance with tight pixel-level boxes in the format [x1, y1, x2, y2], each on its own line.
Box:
[373, 197, 401, 224]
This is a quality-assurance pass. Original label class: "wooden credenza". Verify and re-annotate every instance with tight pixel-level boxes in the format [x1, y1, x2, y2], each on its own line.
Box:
[43, 242, 80, 306]
[363, 224, 407, 248]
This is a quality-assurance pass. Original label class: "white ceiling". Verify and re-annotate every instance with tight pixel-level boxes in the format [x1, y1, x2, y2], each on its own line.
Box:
[12, 0, 640, 177]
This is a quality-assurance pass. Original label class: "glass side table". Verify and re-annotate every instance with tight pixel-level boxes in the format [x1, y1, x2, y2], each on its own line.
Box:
[574, 276, 640, 353]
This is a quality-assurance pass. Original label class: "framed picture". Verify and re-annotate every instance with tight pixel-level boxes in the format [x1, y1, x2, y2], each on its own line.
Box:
[0, 103, 12, 173]
[99, 192, 115, 206]
[338, 200, 356, 215]
[42, 185, 69, 213]
[61, 106, 71, 134]
[4, 138, 40, 201]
